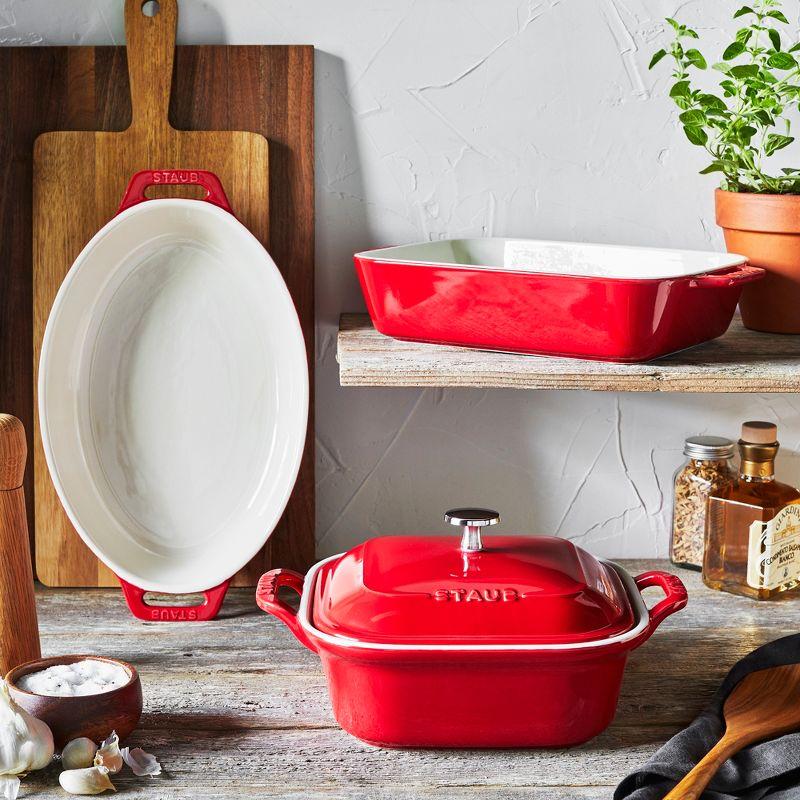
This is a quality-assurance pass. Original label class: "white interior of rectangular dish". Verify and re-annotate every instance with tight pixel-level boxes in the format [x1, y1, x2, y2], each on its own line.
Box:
[357, 238, 747, 280]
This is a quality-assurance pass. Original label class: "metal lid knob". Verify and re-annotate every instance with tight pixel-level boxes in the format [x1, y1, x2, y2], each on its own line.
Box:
[444, 508, 500, 552]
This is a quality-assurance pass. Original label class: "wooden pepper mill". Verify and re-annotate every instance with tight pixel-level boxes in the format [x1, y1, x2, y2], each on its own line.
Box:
[0, 414, 41, 675]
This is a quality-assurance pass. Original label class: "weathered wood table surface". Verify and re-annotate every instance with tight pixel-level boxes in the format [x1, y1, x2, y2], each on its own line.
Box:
[23, 560, 799, 799]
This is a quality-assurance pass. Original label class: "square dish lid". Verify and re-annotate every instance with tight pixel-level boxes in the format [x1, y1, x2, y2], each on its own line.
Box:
[310, 509, 635, 646]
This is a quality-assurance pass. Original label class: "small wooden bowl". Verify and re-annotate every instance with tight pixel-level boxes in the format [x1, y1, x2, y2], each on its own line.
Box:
[5, 655, 142, 749]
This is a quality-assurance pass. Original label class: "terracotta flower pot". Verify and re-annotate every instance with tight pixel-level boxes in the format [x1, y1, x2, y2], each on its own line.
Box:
[715, 189, 800, 333]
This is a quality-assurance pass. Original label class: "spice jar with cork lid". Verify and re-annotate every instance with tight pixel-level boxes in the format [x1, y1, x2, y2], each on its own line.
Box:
[670, 436, 736, 570]
[704, 421, 800, 600]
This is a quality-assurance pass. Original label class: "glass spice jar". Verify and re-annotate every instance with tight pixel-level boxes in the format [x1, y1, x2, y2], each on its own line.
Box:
[670, 436, 736, 571]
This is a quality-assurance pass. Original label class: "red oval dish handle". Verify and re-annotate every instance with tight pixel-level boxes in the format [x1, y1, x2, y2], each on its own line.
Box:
[635, 571, 688, 639]
[117, 170, 233, 214]
[256, 569, 318, 653]
[690, 264, 765, 287]
[118, 576, 231, 622]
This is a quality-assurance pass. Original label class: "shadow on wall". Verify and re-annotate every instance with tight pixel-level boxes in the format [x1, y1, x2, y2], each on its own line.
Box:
[315, 50, 371, 334]
[311, 51, 536, 553]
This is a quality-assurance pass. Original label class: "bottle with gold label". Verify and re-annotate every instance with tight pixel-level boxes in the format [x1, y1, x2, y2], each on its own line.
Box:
[703, 421, 800, 600]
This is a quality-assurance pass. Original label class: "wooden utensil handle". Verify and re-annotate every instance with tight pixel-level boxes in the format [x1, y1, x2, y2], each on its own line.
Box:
[0, 415, 41, 675]
[124, 0, 177, 133]
[663, 733, 740, 800]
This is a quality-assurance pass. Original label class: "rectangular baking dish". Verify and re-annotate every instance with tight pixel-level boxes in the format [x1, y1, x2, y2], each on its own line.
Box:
[354, 238, 763, 362]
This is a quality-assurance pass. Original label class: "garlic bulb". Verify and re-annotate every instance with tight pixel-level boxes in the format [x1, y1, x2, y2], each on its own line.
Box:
[93, 733, 122, 774]
[62, 738, 98, 770]
[59, 766, 115, 795]
[0, 679, 54, 775]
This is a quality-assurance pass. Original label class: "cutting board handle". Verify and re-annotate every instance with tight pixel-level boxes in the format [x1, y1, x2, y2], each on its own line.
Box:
[125, 0, 178, 133]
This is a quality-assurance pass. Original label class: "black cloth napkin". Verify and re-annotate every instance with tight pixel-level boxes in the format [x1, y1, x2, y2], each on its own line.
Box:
[615, 633, 800, 800]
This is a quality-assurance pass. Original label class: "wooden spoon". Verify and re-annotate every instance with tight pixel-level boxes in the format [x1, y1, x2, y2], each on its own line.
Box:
[664, 663, 800, 800]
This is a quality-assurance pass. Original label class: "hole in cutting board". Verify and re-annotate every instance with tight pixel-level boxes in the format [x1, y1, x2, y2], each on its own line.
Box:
[141, 0, 160, 17]
[144, 183, 206, 200]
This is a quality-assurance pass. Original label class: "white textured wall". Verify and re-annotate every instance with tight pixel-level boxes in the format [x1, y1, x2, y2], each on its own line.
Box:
[7, 0, 800, 558]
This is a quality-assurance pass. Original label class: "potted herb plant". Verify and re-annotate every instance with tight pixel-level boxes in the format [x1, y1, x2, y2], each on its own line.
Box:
[651, 0, 800, 333]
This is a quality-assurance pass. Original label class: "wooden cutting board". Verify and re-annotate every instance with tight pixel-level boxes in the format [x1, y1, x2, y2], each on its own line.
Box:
[23, 0, 314, 587]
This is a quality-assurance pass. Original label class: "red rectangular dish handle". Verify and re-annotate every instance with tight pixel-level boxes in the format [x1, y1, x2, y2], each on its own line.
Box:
[690, 264, 765, 287]
[117, 169, 233, 214]
[256, 569, 318, 653]
[634, 571, 688, 639]
[118, 577, 231, 622]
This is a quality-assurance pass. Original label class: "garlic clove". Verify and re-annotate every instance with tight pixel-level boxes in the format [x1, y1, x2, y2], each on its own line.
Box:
[93, 732, 122, 774]
[59, 766, 116, 795]
[0, 776, 20, 800]
[120, 747, 161, 777]
[62, 738, 98, 770]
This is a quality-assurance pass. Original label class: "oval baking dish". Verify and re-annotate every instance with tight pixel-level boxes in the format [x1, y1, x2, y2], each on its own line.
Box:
[256, 510, 688, 748]
[354, 238, 764, 362]
[39, 171, 308, 620]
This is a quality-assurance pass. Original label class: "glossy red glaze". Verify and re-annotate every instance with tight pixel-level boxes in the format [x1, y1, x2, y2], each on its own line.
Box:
[311, 535, 633, 645]
[257, 539, 688, 748]
[354, 255, 764, 362]
[118, 577, 231, 621]
[117, 169, 232, 214]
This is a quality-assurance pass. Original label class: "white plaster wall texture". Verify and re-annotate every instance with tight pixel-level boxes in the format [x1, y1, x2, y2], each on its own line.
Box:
[6, 0, 800, 558]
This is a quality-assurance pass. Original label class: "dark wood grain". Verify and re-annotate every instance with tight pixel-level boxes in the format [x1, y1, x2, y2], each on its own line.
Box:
[0, 41, 314, 585]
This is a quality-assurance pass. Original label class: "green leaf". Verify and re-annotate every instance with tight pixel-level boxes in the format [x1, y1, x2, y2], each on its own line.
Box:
[697, 93, 727, 112]
[768, 28, 781, 51]
[685, 48, 707, 69]
[738, 125, 757, 144]
[789, 42, 800, 53]
[683, 125, 708, 146]
[767, 10, 790, 24]
[733, 5, 755, 18]
[684, 28, 700, 40]
[699, 161, 726, 174]
[649, 48, 668, 69]
[679, 109, 707, 125]
[669, 80, 692, 98]
[723, 41, 747, 60]
[665, 17, 681, 31]
[765, 133, 794, 155]
[729, 64, 760, 79]
[713, 62, 733, 74]
[736, 27, 754, 44]
[768, 51, 796, 69]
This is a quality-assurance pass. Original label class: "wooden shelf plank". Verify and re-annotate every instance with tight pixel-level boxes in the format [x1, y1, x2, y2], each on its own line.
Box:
[337, 314, 800, 392]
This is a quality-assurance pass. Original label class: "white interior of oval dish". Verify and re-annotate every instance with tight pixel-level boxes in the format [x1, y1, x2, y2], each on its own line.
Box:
[39, 200, 308, 594]
[356, 238, 747, 280]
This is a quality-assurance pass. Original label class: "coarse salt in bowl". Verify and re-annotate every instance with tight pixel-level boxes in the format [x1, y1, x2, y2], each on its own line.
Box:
[17, 658, 132, 697]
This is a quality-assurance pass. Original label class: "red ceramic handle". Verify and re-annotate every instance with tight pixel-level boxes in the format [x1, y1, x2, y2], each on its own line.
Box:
[118, 577, 231, 622]
[690, 264, 765, 287]
[256, 569, 317, 653]
[635, 571, 688, 636]
[117, 169, 233, 214]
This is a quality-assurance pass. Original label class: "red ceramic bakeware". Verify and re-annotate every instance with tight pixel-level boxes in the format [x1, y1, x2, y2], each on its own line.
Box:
[257, 509, 688, 748]
[354, 238, 764, 363]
